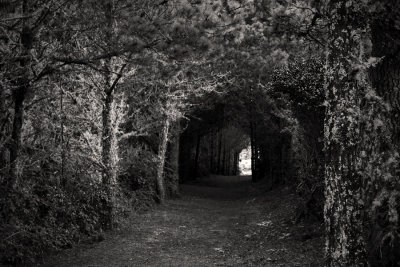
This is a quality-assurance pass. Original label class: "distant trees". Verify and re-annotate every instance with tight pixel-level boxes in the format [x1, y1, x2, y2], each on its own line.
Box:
[151, 63, 223, 202]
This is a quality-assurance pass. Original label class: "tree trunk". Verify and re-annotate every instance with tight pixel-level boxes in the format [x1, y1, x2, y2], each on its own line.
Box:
[156, 116, 170, 203]
[60, 82, 66, 187]
[280, 145, 284, 182]
[250, 122, 259, 182]
[194, 134, 201, 178]
[222, 142, 226, 175]
[0, 81, 8, 173]
[8, 87, 26, 188]
[101, 92, 117, 229]
[101, 94, 117, 185]
[250, 122, 256, 181]
[235, 152, 239, 175]
[227, 150, 231, 175]
[167, 125, 180, 198]
[268, 145, 273, 188]
[8, 0, 31, 190]
[365, 5, 400, 264]
[100, 0, 117, 229]
[217, 130, 222, 174]
[233, 152, 237, 175]
[210, 130, 214, 172]
[323, 2, 367, 265]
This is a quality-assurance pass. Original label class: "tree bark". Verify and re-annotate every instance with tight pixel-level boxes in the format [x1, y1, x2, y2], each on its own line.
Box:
[60, 82, 66, 187]
[0, 81, 8, 173]
[194, 134, 201, 178]
[365, 4, 400, 264]
[217, 130, 222, 174]
[8, 0, 31, 189]
[101, 93, 117, 185]
[167, 125, 180, 198]
[222, 142, 226, 175]
[227, 150, 231, 175]
[250, 122, 256, 181]
[8, 87, 26, 187]
[235, 152, 238, 175]
[100, 0, 117, 229]
[101, 91, 117, 228]
[156, 116, 170, 203]
[210, 130, 214, 172]
[323, 2, 367, 265]
[270, 145, 274, 187]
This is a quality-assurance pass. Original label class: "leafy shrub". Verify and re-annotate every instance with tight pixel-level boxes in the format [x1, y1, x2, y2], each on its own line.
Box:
[270, 58, 325, 221]
[0, 173, 105, 265]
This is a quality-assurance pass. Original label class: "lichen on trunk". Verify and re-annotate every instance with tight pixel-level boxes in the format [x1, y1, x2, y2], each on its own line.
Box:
[323, 1, 368, 265]
[156, 116, 170, 203]
[100, 90, 118, 228]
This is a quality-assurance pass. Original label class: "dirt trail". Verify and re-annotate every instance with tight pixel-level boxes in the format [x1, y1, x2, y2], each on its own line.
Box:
[42, 175, 323, 267]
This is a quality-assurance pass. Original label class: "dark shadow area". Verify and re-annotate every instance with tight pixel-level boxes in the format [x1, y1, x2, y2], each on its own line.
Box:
[182, 175, 253, 200]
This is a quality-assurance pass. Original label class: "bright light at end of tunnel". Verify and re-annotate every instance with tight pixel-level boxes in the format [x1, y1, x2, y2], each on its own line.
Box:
[239, 146, 252, 176]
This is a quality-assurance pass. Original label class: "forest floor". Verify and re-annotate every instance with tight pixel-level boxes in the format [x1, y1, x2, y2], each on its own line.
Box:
[41, 175, 324, 267]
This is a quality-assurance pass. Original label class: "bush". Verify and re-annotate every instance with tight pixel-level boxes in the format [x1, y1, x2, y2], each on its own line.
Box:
[0, 174, 105, 265]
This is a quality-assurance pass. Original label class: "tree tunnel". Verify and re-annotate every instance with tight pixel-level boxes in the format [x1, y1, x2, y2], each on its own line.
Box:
[172, 58, 326, 222]
[179, 85, 300, 189]
[1, 1, 400, 266]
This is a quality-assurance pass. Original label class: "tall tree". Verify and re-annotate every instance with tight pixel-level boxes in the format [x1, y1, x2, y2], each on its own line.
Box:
[0, 0, 70, 196]
[364, 0, 400, 264]
[323, 1, 368, 265]
[322, 0, 400, 265]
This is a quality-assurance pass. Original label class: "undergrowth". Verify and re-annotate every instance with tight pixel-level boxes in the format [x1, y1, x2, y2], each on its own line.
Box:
[0, 169, 156, 265]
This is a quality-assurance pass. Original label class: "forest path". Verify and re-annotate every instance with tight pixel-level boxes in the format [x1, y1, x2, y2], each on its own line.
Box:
[43, 175, 323, 267]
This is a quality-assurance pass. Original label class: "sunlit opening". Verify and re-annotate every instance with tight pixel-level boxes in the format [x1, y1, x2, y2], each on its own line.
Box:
[238, 145, 252, 176]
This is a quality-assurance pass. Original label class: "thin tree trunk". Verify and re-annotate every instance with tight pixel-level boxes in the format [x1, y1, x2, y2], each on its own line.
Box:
[217, 130, 222, 174]
[281, 145, 285, 183]
[227, 150, 231, 175]
[9, 87, 26, 187]
[210, 131, 214, 172]
[235, 152, 240, 175]
[8, 0, 31, 189]
[168, 125, 180, 198]
[156, 116, 170, 203]
[100, 0, 117, 229]
[269, 145, 273, 188]
[194, 134, 201, 178]
[101, 92, 117, 228]
[60, 81, 66, 187]
[101, 93, 116, 186]
[236, 151, 239, 175]
[0, 81, 8, 173]
[250, 122, 256, 181]
[233, 151, 237, 175]
[222, 142, 226, 175]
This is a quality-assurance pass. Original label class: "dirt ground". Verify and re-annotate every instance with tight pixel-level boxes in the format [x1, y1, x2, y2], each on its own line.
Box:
[41, 175, 324, 267]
